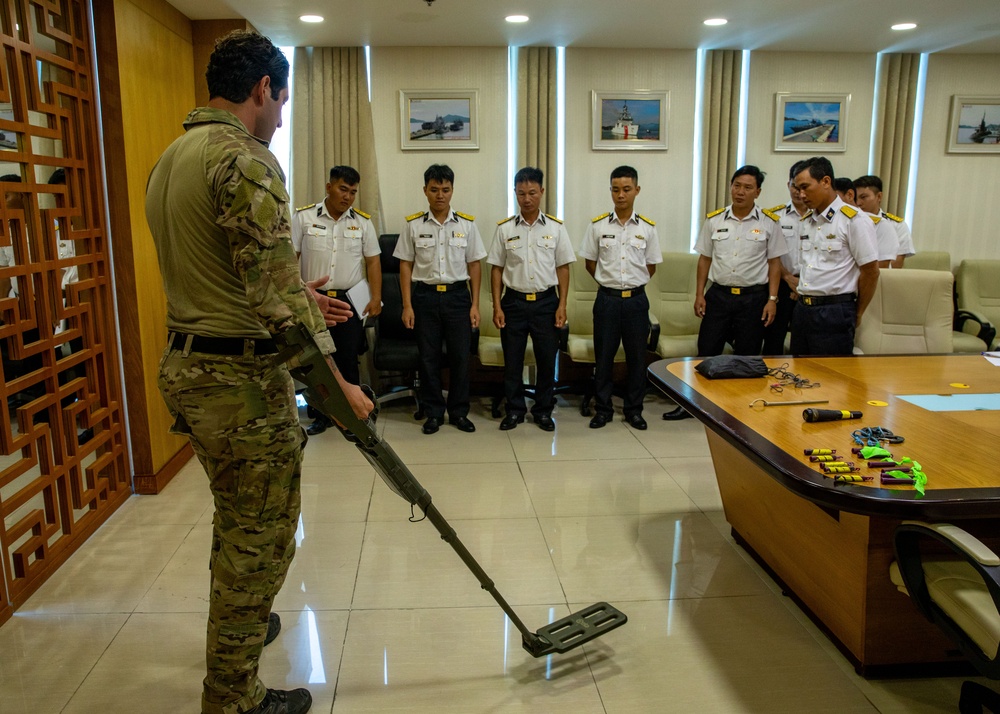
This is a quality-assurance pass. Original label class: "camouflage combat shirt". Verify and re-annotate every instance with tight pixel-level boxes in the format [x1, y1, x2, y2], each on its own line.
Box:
[146, 107, 334, 354]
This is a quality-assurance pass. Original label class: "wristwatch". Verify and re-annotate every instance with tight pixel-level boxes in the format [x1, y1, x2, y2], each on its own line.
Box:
[768, 295, 778, 302]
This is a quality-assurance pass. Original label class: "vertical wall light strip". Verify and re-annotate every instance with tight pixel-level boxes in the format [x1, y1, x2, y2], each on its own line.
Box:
[868, 52, 884, 173]
[690, 48, 707, 250]
[507, 46, 517, 216]
[556, 46, 566, 219]
[736, 49, 750, 166]
[364, 46, 372, 103]
[904, 53, 929, 226]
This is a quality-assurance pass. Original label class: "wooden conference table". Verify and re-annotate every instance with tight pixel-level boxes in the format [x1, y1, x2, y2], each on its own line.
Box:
[648, 355, 1000, 676]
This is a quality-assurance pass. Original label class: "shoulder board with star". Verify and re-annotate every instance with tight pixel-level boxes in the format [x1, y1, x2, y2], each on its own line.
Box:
[545, 213, 563, 224]
[869, 214, 882, 224]
[767, 204, 787, 213]
[497, 215, 516, 225]
[840, 205, 858, 219]
[592, 212, 611, 223]
[295, 202, 317, 213]
[884, 212, 904, 223]
[706, 207, 725, 219]
[638, 214, 655, 226]
[353, 208, 371, 220]
[406, 211, 427, 222]
[454, 211, 475, 221]
[761, 208, 780, 222]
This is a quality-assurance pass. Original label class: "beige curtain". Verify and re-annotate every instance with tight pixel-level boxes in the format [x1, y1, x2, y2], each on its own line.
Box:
[872, 53, 920, 216]
[517, 46, 557, 214]
[292, 47, 382, 232]
[701, 50, 742, 216]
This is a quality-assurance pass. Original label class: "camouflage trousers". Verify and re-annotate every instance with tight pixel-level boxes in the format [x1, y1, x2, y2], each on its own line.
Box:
[158, 344, 305, 714]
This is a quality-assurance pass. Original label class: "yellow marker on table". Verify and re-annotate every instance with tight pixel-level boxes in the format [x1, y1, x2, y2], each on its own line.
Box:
[950, 383, 970, 389]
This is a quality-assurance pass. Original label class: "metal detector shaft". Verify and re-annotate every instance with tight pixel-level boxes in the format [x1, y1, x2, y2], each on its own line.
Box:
[274, 324, 627, 657]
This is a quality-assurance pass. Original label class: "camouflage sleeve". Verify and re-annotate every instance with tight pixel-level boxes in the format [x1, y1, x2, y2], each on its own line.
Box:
[215, 152, 334, 354]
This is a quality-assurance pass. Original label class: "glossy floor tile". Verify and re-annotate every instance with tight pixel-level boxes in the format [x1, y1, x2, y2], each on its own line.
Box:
[0, 396, 975, 713]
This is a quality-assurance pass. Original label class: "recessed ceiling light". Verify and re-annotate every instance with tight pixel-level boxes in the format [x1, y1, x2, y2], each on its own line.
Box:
[704, 18, 728, 26]
[506, 14, 529, 23]
[300, 14, 324, 23]
[891, 22, 917, 31]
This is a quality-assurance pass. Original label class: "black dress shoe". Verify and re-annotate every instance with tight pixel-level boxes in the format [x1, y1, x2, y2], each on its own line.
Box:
[589, 413, 610, 429]
[422, 417, 441, 434]
[662, 406, 693, 421]
[306, 417, 330, 436]
[534, 414, 555, 431]
[499, 414, 524, 430]
[449, 416, 476, 432]
[247, 688, 313, 714]
[626, 414, 648, 430]
[264, 612, 281, 647]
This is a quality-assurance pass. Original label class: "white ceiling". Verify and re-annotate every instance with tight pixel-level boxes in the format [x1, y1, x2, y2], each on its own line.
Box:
[163, 0, 1000, 54]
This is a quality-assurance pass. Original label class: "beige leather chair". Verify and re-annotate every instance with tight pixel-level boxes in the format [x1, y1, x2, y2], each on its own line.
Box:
[891, 521, 1000, 712]
[903, 251, 951, 272]
[647, 252, 701, 358]
[957, 260, 1000, 350]
[854, 269, 954, 354]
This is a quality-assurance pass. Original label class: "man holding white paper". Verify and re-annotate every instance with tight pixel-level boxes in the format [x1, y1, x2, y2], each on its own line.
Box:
[291, 165, 382, 434]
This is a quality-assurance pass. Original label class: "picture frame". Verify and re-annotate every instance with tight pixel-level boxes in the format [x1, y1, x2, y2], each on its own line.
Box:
[399, 89, 479, 151]
[773, 93, 849, 153]
[591, 90, 668, 151]
[947, 95, 1000, 154]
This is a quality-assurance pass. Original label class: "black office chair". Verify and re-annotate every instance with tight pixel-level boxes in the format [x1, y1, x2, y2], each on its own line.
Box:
[892, 521, 1000, 713]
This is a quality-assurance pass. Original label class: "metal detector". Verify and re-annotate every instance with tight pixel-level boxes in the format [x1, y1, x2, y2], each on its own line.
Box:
[276, 324, 628, 657]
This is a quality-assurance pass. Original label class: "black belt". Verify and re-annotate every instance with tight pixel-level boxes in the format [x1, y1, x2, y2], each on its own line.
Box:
[415, 281, 467, 293]
[712, 283, 768, 295]
[168, 332, 277, 355]
[504, 286, 556, 302]
[799, 293, 857, 307]
[598, 285, 645, 298]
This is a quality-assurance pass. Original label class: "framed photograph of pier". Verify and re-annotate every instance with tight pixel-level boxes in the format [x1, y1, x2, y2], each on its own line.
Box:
[947, 96, 1000, 154]
[399, 89, 479, 151]
[591, 90, 668, 151]
[773, 93, 849, 153]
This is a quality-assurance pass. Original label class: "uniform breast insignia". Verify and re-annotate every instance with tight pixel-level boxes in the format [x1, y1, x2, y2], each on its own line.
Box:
[706, 207, 725, 219]
[406, 211, 427, 222]
[592, 212, 611, 223]
[839, 205, 858, 219]
[761, 208, 780, 222]
[455, 211, 475, 221]
[497, 215, 516, 225]
[295, 202, 317, 213]
[884, 212, 904, 223]
[767, 204, 788, 213]
[545, 214, 563, 224]
[638, 214, 656, 226]
[353, 208, 372, 219]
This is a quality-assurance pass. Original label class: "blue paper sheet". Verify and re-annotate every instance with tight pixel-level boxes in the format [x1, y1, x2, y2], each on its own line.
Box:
[897, 393, 1000, 412]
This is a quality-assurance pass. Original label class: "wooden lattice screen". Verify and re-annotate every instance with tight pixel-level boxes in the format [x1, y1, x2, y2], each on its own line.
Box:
[0, 0, 129, 624]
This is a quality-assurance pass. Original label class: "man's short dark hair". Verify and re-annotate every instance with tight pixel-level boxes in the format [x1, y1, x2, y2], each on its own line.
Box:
[854, 175, 883, 193]
[788, 161, 807, 181]
[329, 165, 361, 185]
[424, 164, 454, 186]
[731, 165, 765, 188]
[47, 168, 66, 185]
[610, 165, 638, 183]
[514, 166, 544, 187]
[796, 156, 835, 182]
[833, 177, 855, 195]
[0, 173, 20, 182]
[206, 31, 289, 103]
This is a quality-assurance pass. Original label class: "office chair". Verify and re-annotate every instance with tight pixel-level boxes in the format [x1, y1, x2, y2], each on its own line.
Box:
[854, 268, 954, 354]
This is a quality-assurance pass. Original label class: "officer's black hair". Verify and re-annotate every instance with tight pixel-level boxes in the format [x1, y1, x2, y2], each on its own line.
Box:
[853, 175, 883, 193]
[206, 31, 289, 103]
[833, 177, 855, 197]
[796, 156, 835, 182]
[730, 165, 765, 189]
[788, 160, 807, 181]
[329, 165, 361, 185]
[0, 173, 20, 182]
[47, 168, 66, 185]
[610, 165, 638, 183]
[514, 166, 544, 187]
[424, 164, 454, 186]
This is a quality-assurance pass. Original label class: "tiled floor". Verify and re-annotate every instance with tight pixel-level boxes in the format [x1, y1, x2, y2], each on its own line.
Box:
[0, 394, 981, 713]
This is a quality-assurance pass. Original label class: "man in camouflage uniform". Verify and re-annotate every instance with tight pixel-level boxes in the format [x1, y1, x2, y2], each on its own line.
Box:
[145, 31, 371, 714]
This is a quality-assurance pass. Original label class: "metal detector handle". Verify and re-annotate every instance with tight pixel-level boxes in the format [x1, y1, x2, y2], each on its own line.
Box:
[274, 324, 431, 510]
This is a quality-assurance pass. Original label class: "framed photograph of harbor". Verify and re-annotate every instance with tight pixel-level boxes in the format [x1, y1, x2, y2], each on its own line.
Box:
[773, 93, 849, 153]
[947, 96, 1000, 154]
[592, 90, 668, 151]
[399, 89, 479, 151]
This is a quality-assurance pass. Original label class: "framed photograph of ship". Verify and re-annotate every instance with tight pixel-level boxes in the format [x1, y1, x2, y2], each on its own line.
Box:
[399, 89, 479, 151]
[947, 96, 1000, 154]
[773, 93, 850, 153]
[591, 90, 668, 151]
